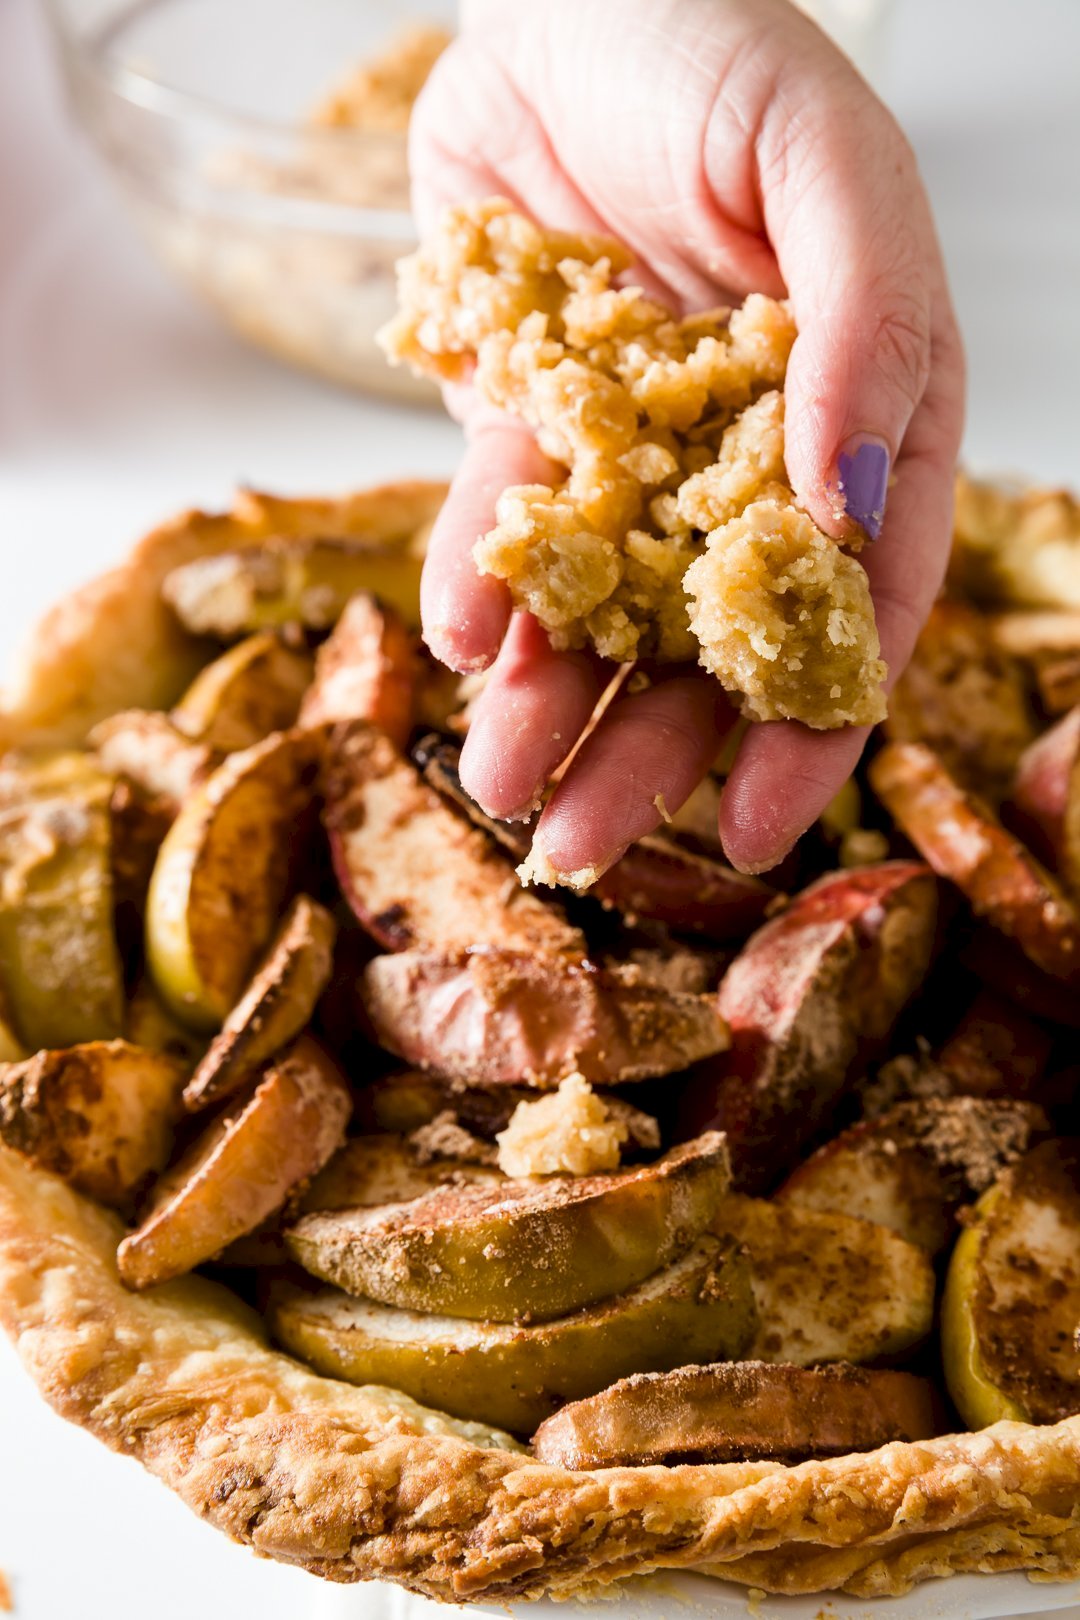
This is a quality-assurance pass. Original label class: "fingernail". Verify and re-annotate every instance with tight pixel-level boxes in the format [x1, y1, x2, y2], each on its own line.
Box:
[837, 437, 890, 541]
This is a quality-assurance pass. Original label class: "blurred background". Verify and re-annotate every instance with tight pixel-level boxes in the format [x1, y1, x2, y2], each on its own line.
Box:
[0, 1, 1078, 1617]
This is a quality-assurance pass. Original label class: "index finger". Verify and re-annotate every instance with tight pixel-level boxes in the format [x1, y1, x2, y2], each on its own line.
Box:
[421, 417, 557, 673]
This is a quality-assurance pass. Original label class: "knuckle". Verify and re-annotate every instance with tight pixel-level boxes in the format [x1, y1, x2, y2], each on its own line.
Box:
[867, 293, 933, 414]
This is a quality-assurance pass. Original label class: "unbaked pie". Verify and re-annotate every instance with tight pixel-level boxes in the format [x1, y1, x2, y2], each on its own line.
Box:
[0, 475, 1079, 1606]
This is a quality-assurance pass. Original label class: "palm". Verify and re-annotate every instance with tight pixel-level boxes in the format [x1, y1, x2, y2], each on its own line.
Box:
[407, 0, 963, 877]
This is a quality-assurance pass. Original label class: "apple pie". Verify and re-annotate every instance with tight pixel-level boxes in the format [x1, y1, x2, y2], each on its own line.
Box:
[0, 476, 1079, 1606]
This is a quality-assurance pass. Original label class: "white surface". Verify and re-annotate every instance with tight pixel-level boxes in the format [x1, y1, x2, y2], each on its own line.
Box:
[1, 0, 1079, 1617]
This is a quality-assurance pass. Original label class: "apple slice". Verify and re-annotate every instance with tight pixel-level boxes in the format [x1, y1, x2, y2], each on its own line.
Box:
[942, 1139, 1080, 1428]
[298, 594, 417, 748]
[170, 632, 313, 753]
[777, 1097, 1048, 1254]
[124, 978, 208, 1070]
[361, 946, 729, 1088]
[117, 1036, 351, 1289]
[109, 777, 178, 948]
[215, 1133, 501, 1269]
[531, 1361, 940, 1468]
[0, 1040, 185, 1211]
[885, 599, 1034, 798]
[991, 608, 1080, 659]
[287, 1133, 730, 1322]
[1004, 706, 1080, 869]
[960, 928, 1080, 1030]
[162, 536, 425, 637]
[324, 722, 583, 957]
[0, 752, 125, 1050]
[716, 1194, 934, 1366]
[871, 741, 1080, 983]
[411, 732, 530, 859]
[268, 1233, 754, 1436]
[677, 862, 937, 1190]
[303, 1134, 501, 1212]
[590, 838, 776, 941]
[90, 709, 215, 808]
[936, 990, 1053, 1099]
[145, 728, 321, 1030]
[182, 894, 336, 1111]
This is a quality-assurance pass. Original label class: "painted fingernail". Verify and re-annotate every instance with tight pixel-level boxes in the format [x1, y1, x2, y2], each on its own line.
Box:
[837, 437, 890, 541]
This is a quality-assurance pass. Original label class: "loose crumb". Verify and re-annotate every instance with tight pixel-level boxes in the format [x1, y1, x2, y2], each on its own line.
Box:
[496, 1073, 629, 1177]
[381, 197, 886, 729]
[517, 845, 602, 894]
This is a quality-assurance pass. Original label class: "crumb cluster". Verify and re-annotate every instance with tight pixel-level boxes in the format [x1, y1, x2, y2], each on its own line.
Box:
[381, 197, 887, 728]
[496, 1073, 629, 1177]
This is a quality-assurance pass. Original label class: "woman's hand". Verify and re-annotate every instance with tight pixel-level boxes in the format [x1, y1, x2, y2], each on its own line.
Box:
[409, 0, 965, 877]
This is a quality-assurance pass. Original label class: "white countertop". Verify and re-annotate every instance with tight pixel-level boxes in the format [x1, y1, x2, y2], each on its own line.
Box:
[1, 1, 1079, 1616]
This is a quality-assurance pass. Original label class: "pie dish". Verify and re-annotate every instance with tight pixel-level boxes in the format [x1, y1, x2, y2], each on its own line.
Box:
[1, 476, 1079, 1607]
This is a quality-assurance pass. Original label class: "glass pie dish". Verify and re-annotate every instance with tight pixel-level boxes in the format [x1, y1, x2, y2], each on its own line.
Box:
[42, 0, 454, 402]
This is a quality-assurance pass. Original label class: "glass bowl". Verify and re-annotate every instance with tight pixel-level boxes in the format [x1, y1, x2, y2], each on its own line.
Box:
[43, 0, 456, 402]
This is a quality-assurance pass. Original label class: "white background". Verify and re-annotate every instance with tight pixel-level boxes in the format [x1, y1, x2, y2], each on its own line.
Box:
[1, 0, 1079, 1616]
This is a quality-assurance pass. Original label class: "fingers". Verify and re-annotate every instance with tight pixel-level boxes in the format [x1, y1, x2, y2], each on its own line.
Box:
[754, 39, 960, 544]
[420, 419, 557, 673]
[720, 334, 965, 874]
[530, 675, 732, 884]
[459, 615, 608, 820]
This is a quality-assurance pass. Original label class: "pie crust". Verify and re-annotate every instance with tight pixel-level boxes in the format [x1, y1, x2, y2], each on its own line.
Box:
[1, 488, 1079, 1606]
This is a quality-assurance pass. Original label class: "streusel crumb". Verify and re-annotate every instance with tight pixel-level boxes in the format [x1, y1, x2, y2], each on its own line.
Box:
[380, 197, 887, 728]
[495, 1073, 628, 1177]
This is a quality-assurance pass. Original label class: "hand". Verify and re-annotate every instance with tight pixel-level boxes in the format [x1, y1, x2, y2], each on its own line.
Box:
[409, 0, 965, 876]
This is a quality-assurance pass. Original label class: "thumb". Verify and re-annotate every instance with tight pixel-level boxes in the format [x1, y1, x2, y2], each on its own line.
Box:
[756, 58, 937, 542]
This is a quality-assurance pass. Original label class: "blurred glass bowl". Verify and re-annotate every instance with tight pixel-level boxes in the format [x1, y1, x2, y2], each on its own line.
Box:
[43, 0, 456, 402]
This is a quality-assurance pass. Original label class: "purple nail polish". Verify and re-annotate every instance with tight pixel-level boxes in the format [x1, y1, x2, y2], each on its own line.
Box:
[837, 440, 890, 541]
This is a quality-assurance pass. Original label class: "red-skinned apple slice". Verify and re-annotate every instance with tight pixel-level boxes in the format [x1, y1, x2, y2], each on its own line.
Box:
[590, 838, 776, 941]
[299, 593, 418, 747]
[675, 862, 937, 1192]
[871, 741, 1080, 983]
[937, 989, 1053, 1099]
[323, 722, 583, 957]
[1004, 706, 1080, 869]
[117, 1036, 351, 1289]
[960, 928, 1080, 1030]
[360, 946, 729, 1088]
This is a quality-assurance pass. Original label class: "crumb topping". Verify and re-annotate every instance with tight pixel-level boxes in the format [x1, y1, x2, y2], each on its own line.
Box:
[496, 1074, 629, 1177]
[380, 197, 886, 728]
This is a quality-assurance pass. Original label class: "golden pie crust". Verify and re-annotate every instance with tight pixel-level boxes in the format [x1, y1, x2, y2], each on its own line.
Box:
[1, 487, 1079, 1606]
